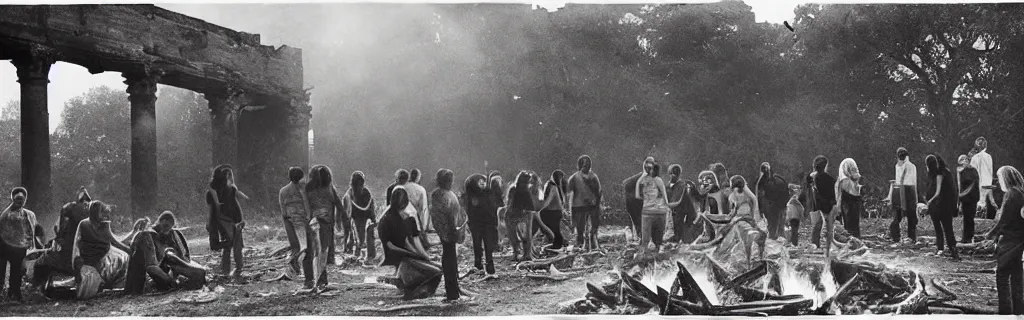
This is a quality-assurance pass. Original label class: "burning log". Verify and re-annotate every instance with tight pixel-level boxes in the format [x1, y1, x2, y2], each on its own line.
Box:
[731, 286, 802, 302]
[710, 297, 814, 312]
[727, 260, 776, 288]
[815, 273, 860, 315]
[869, 273, 928, 314]
[619, 271, 659, 308]
[674, 261, 713, 307]
[585, 283, 619, 307]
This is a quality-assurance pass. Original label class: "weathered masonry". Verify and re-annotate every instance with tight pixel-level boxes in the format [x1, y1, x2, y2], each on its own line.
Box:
[0, 5, 311, 229]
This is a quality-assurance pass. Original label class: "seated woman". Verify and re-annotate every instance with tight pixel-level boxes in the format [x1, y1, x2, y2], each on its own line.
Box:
[728, 175, 761, 226]
[125, 211, 207, 295]
[72, 201, 130, 300]
[378, 188, 443, 300]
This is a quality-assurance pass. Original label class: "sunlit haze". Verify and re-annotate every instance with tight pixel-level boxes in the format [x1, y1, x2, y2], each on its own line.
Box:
[0, 0, 800, 133]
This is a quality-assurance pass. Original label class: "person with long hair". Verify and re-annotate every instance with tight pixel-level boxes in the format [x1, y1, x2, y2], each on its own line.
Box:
[305, 165, 345, 291]
[72, 201, 130, 300]
[835, 158, 864, 239]
[986, 166, 1024, 314]
[537, 170, 569, 250]
[125, 211, 206, 295]
[506, 171, 543, 261]
[429, 169, 467, 301]
[568, 155, 603, 252]
[206, 164, 246, 279]
[378, 187, 443, 300]
[32, 187, 92, 288]
[279, 167, 311, 278]
[887, 147, 919, 244]
[0, 187, 40, 302]
[386, 169, 410, 207]
[957, 154, 980, 243]
[407, 169, 432, 244]
[636, 157, 670, 255]
[924, 154, 960, 260]
[695, 170, 726, 216]
[344, 171, 377, 263]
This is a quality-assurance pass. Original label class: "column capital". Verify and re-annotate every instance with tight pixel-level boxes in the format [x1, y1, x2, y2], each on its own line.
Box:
[11, 44, 60, 84]
[205, 86, 249, 116]
[123, 69, 164, 98]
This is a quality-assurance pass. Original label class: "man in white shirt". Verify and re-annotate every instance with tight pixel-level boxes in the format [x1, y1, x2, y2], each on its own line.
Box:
[406, 169, 432, 242]
[886, 147, 918, 244]
[970, 137, 997, 219]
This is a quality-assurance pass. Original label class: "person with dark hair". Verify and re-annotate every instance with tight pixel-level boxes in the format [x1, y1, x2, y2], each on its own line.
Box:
[0, 187, 41, 301]
[924, 154, 960, 260]
[986, 166, 1024, 314]
[378, 188, 443, 300]
[957, 154, 980, 243]
[887, 147, 919, 244]
[756, 162, 790, 240]
[430, 169, 467, 301]
[31, 187, 92, 288]
[73, 201, 130, 300]
[809, 155, 836, 250]
[665, 164, 697, 243]
[305, 165, 345, 291]
[535, 170, 569, 250]
[710, 163, 734, 212]
[695, 170, 726, 216]
[344, 171, 377, 263]
[464, 173, 501, 279]
[206, 164, 246, 279]
[971, 137, 997, 219]
[636, 157, 669, 255]
[568, 155, 602, 252]
[834, 158, 864, 239]
[386, 169, 410, 207]
[279, 166, 311, 277]
[125, 211, 206, 295]
[785, 183, 806, 246]
[506, 171, 543, 261]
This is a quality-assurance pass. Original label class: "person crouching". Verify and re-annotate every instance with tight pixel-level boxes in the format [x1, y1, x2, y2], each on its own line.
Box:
[125, 211, 207, 295]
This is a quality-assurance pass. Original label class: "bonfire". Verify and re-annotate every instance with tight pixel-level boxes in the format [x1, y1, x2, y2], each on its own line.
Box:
[561, 215, 986, 315]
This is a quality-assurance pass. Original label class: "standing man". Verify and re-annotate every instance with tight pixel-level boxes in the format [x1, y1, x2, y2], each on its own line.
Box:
[958, 154, 980, 243]
[407, 169, 431, 250]
[429, 169, 467, 302]
[756, 162, 790, 240]
[0, 187, 40, 302]
[386, 169, 410, 207]
[886, 147, 919, 244]
[971, 137, 996, 219]
[666, 164, 697, 243]
[568, 155, 603, 252]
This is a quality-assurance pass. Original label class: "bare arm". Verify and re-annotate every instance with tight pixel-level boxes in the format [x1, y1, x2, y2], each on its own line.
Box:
[236, 189, 250, 201]
[541, 187, 556, 209]
[279, 189, 287, 219]
[103, 224, 131, 252]
[928, 175, 943, 204]
[657, 178, 669, 207]
[635, 173, 645, 200]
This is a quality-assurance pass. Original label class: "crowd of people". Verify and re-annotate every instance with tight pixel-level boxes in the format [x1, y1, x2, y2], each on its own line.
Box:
[1, 136, 1023, 314]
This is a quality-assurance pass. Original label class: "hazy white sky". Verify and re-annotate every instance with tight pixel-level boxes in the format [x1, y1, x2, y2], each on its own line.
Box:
[0, 0, 802, 133]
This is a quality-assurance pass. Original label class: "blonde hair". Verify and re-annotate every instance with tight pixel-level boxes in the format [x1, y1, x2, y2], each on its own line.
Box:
[998, 166, 1024, 193]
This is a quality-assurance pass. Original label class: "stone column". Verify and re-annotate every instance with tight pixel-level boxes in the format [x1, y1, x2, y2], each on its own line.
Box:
[284, 96, 312, 170]
[205, 88, 246, 168]
[11, 46, 57, 235]
[124, 70, 162, 218]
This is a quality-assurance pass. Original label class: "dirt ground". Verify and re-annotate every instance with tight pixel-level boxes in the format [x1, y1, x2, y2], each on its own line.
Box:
[0, 215, 1003, 316]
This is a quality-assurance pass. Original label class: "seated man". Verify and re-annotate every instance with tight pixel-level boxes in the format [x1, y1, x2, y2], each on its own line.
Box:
[31, 188, 93, 288]
[73, 201, 131, 300]
[125, 211, 207, 295]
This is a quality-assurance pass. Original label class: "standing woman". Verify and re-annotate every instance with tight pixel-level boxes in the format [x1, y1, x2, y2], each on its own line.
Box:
[568, 155, 603, 252]
[305, 165, 346, 291]
[887, 147, 919, 244]
[636, 157, 669, 255]
[986, 166, 1024, 314]
[344, 171, 376, 263]
[957, 155, 980, 243]
[835, 158, 864, 238]
[506, 171, 543, 261]
[206, 165, 246, 279]
[924, 154, 960, 260]
[727, 175, 761, 224]
[538, 170, 569, 250]
[0, 187, 40, 302]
